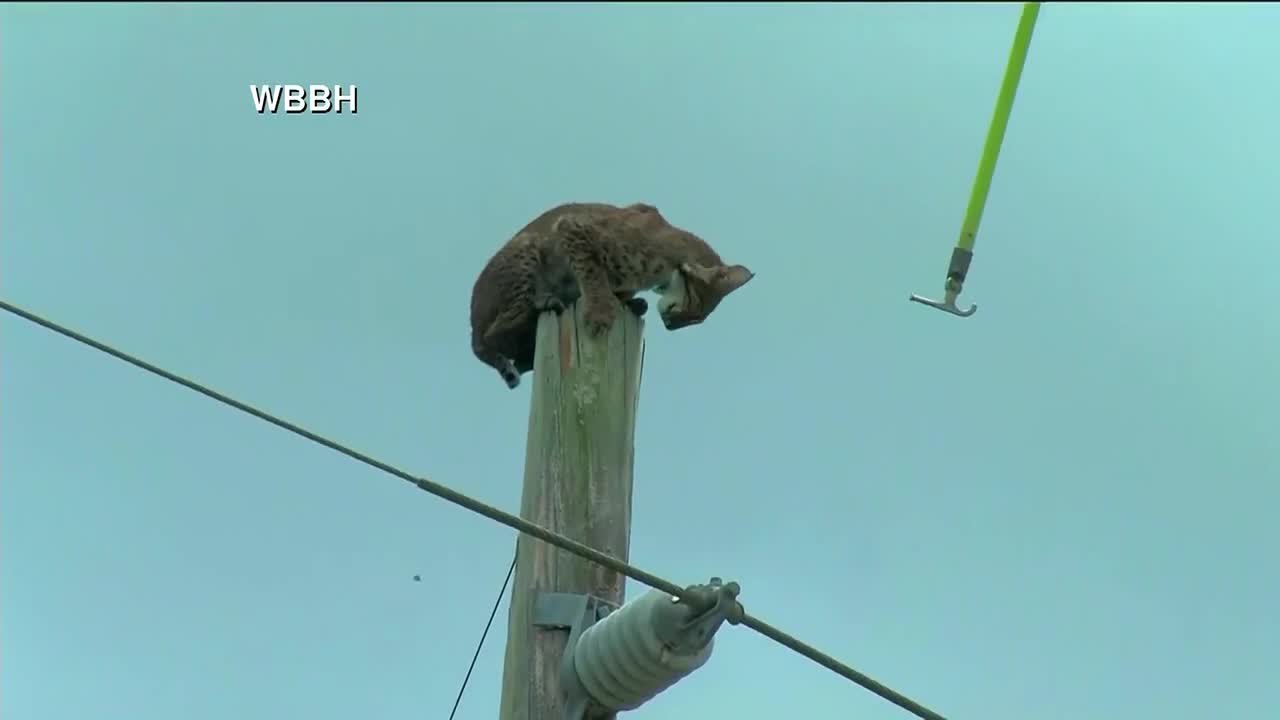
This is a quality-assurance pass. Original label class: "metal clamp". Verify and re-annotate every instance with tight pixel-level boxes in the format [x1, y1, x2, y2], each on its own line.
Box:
[655, 577, 743, 655]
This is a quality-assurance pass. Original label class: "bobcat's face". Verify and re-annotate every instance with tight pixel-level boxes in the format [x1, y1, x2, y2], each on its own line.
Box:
[657, 263, 754, 331]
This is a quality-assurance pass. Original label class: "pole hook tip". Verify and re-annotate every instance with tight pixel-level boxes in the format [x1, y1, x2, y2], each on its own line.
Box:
[909, 293, 977, 318]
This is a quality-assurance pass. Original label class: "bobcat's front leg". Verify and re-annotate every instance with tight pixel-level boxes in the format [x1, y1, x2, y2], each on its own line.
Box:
[554, 216, 618, 337]
[617, 293, 648, 318]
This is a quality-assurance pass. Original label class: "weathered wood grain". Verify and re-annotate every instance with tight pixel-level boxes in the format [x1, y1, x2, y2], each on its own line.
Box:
[498, 301, 644, 720]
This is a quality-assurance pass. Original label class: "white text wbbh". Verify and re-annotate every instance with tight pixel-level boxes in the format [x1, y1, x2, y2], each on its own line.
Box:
[250, 85, 358, 114]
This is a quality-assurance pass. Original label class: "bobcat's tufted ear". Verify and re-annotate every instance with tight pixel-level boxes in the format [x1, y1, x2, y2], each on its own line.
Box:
[680, 262, 754, 296]
[720, 264, 754, 294]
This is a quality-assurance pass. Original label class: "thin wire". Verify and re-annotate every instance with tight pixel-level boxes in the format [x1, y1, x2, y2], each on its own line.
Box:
[448, 551, 517, 720]
[0, 298, 947, 720]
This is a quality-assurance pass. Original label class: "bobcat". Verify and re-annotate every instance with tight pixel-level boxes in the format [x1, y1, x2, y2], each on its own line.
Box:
[470, 202, 754, 388]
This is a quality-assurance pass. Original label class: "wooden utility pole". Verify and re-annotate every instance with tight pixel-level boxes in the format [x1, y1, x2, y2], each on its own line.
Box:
[498, 301, 645, 720]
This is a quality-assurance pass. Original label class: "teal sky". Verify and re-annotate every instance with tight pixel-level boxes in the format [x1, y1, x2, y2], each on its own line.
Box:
[3, 3, 1277, 719]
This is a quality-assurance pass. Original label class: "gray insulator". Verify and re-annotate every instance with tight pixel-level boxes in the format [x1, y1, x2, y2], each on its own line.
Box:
[571, 588, 715, 711]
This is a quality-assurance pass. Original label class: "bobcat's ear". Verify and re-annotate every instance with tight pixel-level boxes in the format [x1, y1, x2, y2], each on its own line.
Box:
[679, 262, 716, 283]
[720, 264, 754, 294]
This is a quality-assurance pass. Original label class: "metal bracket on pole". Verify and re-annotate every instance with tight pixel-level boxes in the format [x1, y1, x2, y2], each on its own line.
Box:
[532, 591, 619, 720]
[909, 247, 977, 318]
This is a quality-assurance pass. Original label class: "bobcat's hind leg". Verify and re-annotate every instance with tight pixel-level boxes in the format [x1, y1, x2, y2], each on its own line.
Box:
[472, 334, 523, 389]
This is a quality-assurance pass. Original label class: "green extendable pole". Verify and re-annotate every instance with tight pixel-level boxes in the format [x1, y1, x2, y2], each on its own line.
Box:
[910, 1, 1041, 318]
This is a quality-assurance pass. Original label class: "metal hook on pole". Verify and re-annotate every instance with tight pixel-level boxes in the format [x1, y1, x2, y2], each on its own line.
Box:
[909, 247, 978, 317]
[910, 1, 1041, 319]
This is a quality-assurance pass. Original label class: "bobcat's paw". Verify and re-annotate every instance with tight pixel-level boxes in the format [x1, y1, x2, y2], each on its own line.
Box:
[535, 296, 567, 315]
[623, 297, 648, 317]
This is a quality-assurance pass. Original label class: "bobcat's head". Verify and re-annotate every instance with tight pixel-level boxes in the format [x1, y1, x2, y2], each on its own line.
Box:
[657, 262, 754, 331]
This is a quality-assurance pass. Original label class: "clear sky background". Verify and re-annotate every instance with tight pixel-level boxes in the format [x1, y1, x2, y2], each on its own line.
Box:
[2, 3, 1277, 719]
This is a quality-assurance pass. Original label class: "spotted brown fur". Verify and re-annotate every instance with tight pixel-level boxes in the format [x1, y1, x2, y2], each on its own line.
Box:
[470, 202, 753, 389]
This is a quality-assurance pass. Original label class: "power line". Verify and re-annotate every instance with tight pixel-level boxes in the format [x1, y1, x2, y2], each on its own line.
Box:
[448, 551, 516, 720]
[0, 298, 948, 720]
